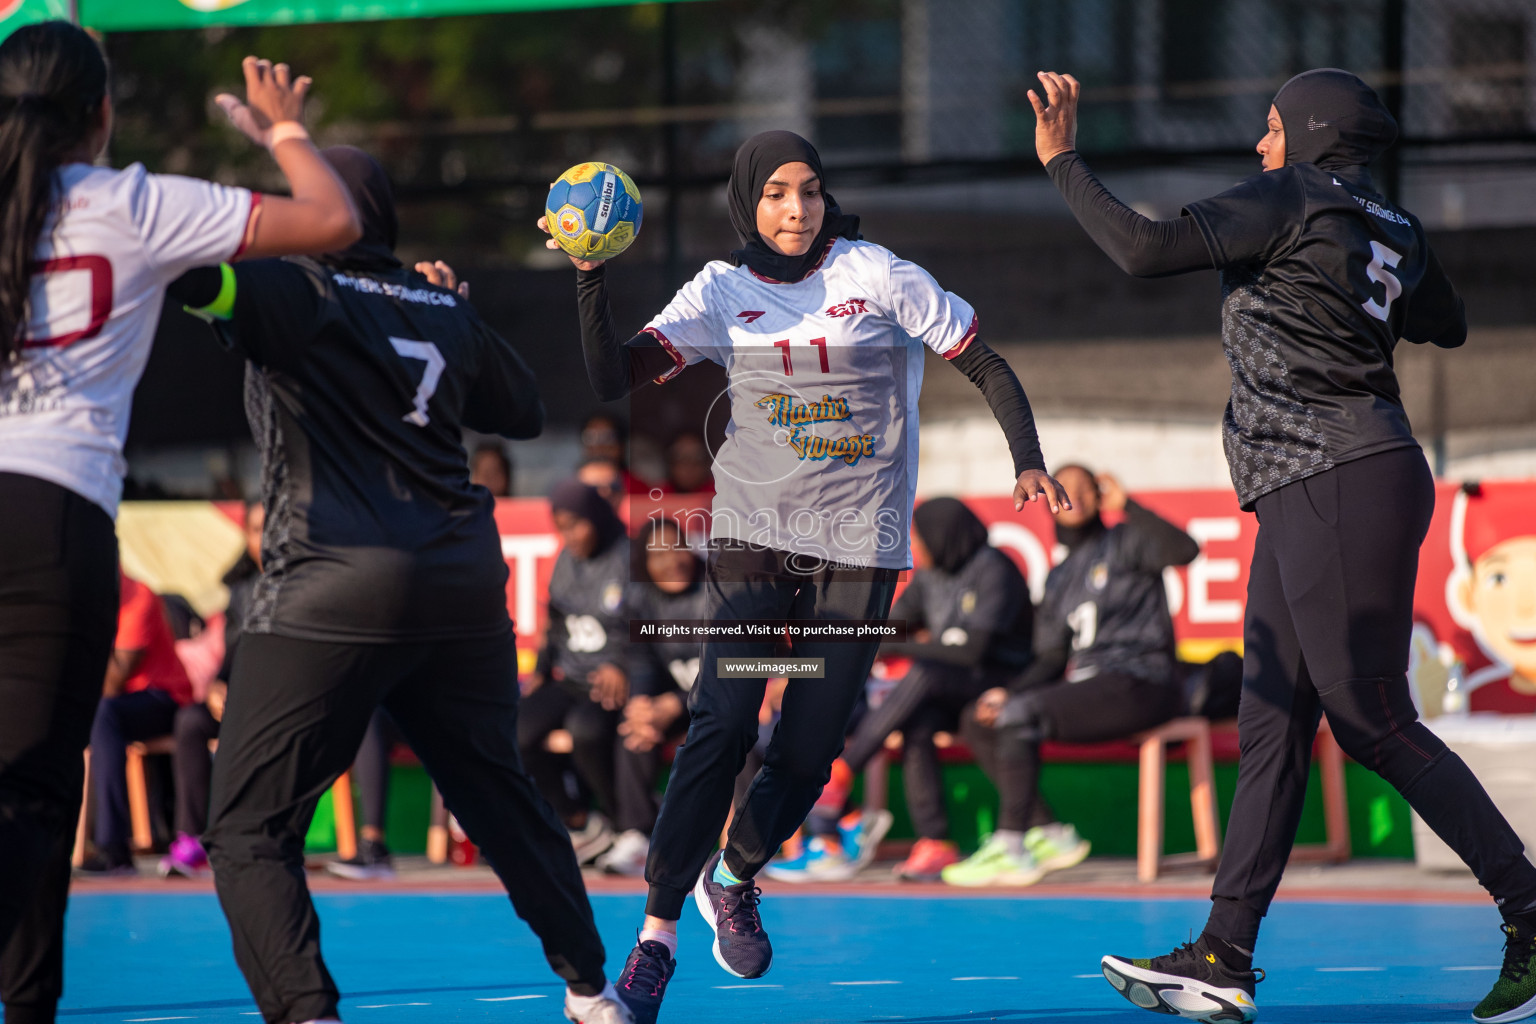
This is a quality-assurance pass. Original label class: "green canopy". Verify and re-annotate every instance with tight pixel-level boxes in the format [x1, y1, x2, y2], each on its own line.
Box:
[2, 0, 697, 36]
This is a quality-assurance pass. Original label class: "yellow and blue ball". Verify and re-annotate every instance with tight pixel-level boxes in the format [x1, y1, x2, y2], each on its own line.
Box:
[545, 162, 643, 261]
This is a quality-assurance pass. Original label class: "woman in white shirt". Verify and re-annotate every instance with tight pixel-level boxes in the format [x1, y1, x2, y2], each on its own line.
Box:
[0, 21, 359, 1024]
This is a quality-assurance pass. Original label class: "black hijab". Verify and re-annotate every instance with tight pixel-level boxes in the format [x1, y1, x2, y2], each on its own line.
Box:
[1272, 69, 1398, 172]
[727, 130, 861, 283]
[914, 498, 990, 575]
[549, 478, 626, 555]
[318, 146, 401, 272]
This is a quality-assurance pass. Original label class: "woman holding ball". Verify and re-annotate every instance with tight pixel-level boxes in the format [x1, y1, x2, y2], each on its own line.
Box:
[544, 129, 1069, 1023]
[1028, 68, 1536, 1024]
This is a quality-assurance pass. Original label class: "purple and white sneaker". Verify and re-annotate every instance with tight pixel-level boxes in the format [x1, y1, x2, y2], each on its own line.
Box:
[613, 939, 676, 1024]
[693, 851, 772, 979]
[158, 834, 210, 879]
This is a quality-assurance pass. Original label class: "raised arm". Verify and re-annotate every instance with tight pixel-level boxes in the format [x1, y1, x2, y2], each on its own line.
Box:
[575, 264, 676, 401]
[217, 57, 361, 260]
[1030, 71, 1213, 278]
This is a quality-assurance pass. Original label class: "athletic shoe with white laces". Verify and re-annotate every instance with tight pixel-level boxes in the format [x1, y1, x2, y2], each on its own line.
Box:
[1474, 919, 1536, 1023]
[613, 939, 676, 1024]
[596, 829, 650, 877]
[694, 850, 772, 978]
[1023, 822, 1091, 874]
[1100, 935, 1264, 1023]
[563, 983, 635, 1024]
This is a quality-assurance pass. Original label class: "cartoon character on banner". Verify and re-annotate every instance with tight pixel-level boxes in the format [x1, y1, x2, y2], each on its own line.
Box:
[1416, 483, 1536, 716]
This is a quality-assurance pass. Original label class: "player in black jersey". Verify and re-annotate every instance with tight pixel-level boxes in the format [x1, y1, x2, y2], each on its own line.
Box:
[1029, 69, 1536, 1024]
[170, 148, 630, 1024]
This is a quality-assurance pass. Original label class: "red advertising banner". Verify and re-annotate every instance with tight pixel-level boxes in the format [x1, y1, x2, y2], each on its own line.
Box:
[488, 482, 1536, 717]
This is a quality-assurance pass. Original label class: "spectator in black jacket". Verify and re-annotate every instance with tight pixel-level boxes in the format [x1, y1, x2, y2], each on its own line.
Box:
[159, 499, 263, 879]
[596, 517, 703, 877]
[949, 467, 1199, 887]
[522, 480, 629, 864]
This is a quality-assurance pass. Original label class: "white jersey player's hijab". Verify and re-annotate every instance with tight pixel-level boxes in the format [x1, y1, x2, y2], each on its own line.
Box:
[724, 129, 861, 284]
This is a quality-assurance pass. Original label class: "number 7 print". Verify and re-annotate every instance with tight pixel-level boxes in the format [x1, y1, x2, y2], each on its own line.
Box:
[389, 337, 446, 426]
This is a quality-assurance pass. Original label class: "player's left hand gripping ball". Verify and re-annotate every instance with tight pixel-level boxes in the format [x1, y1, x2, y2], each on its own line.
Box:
[545, 162, 643, 261]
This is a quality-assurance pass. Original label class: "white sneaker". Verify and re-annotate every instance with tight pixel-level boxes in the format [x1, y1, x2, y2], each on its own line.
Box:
[595, 829, 650, 876]
[1024, 822, 1092, 874]
[563, 983, 635, 1024]
[570, 815, 615, 865]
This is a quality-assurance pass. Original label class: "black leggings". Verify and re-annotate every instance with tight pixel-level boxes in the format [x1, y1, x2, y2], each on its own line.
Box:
[643, 545, 898, 919]
[841, 661, 995, 840]
[173, 703, 219, 837]
[0, 474, 118, 1024]
[204, 632, 608, 1024]
[962, 671, 1182, 833]
[517, 684, 621, 825]
[1207, 448, 1536, 949]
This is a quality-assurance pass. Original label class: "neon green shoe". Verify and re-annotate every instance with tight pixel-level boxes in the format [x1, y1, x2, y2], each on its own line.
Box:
[1474, 920, 1536, 1023]
[1024, 822, 1092, 874]
[940, 834, 1044, 888]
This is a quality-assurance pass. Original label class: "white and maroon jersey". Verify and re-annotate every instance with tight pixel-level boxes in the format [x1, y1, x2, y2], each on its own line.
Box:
[0, 163, 255, 517]
[644, 237, 977, 569]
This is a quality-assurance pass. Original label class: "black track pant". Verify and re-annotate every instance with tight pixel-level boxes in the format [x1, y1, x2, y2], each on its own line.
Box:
[173, 703, 219, 836]
[517, 684, 621, 824]
[841, 661, 995, 840]
[962, 671, 1181, 833]
[0, 474, 118, 1024]
[204, 632, 607, 1024]
[643, 545, 898, 919]
[1207, 448, 1536, 950]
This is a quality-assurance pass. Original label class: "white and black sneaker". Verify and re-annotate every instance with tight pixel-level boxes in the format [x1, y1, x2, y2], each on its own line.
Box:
[570, 814, 615, 865]
[325, 838, 396, 881]
[1101, 935, 1263, 1023]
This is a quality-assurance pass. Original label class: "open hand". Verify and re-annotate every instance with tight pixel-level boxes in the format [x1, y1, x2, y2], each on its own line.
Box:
[588, 662, 629, 710]
[415, 259, 471, 299]
[1027, 70, 1080, 166]
[216, 57, 310, 148]
[1014, 468, 1071, 515]
[537, 214, 605, 271]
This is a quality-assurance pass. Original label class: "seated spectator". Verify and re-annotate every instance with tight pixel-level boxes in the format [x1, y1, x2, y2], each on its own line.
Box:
[520, 480, 629, 864]
[160, 499, 263, 879]
[598, 517, 703, 876]
[577, 456, 626, 510]
[327, 708, 403, 880]
[771, 497, 1034, 882]
[580, 412, 653, 494]
[663, 431, 714, 496]
[470, 442, 514, 496]
[948, 467, 1198, 887]
[77, 571, 195, 876]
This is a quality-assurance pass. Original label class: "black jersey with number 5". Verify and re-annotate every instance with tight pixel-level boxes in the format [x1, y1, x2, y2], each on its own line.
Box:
[1184, 162, 1464, 509]
[216, 258, 543, 643]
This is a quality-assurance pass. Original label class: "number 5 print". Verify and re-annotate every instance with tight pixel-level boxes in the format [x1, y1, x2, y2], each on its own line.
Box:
[389, 337, 446, 426]
[1361, 241, 1403, 323]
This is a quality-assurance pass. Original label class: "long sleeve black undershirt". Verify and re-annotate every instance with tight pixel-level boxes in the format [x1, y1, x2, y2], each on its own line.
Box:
[1045, 151, 1215, 278]
[576, 264, 1045, 476]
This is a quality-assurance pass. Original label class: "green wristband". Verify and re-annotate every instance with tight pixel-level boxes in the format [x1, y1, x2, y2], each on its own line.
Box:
[185, 263, 236, 322]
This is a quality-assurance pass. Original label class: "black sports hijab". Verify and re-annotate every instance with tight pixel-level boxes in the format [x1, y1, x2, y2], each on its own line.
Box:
[913, 497, 990, 575]
[1272, 69, 1398, 171]
[549, 478, 626, 555]
[727, 130, 861, 283]
[319, 145, 400, 271]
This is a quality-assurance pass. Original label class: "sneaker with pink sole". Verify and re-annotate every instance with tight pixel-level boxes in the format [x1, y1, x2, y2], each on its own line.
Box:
[158, 834, 210, 879]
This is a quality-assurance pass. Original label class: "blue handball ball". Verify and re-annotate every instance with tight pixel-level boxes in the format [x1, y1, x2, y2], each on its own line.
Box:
[545, 162, 643, 261]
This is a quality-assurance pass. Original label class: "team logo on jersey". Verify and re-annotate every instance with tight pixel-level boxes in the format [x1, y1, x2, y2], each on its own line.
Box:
[737, 310, 766, 324]
[602, 582, 624, 613]
[961, 590, 977, 614]
[1089, 561, 1109, 592]
[756, 393, 851, 427]
[825, 298, 868, 318]
[757, 391, 876, 466]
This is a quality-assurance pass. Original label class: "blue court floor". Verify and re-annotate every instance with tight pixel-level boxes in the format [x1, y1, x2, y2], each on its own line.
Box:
[60, 890, 1505, 1023]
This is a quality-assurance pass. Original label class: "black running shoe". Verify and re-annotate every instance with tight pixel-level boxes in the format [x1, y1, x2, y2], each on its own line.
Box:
[1101, 936, 1263, 1023]
[1474, 919, 1536, 1023]
[614, 939, 676, 1024]
[693, 851, 772, 979]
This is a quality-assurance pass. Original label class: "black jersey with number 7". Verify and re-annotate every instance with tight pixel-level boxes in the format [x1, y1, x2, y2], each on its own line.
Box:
[212, 257, 543, 644]
[1183, 162, 1465, 511]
